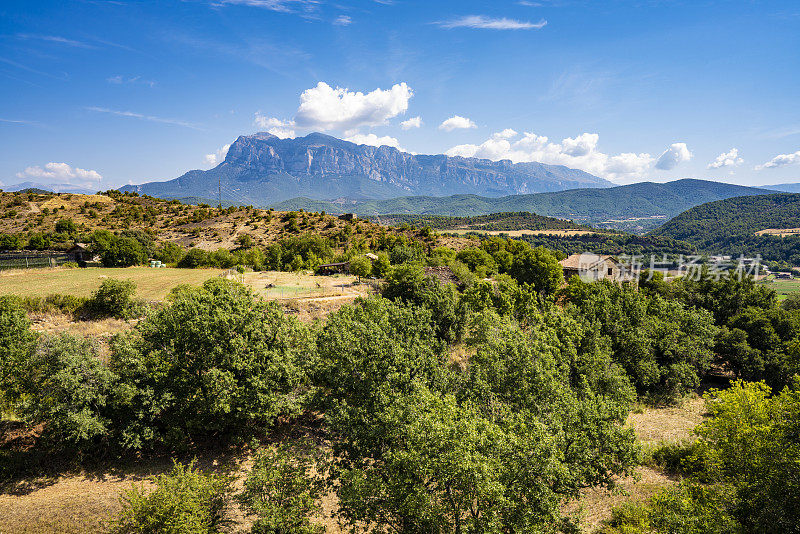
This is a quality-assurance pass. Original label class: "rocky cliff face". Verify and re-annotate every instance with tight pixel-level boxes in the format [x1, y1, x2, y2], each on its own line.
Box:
[121, 132, 612, 204]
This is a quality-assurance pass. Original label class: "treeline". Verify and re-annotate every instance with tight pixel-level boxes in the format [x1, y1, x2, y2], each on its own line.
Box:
[375, 211, 591, 232]
[2, 238, 799, 530]
[518, 232, 697, 257]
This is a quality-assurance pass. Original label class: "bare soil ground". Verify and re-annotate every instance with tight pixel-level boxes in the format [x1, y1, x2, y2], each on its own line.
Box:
[566, 395, 706, 531]
[755, 227, 800, 236]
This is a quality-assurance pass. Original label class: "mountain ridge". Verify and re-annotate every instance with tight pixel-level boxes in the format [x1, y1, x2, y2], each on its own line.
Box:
[120, 131, 612, 203]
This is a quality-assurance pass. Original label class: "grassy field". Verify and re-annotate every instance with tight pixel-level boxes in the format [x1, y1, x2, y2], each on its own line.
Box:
[0, 266, 366, 303]
[0, 267, 224, 301]
[758, 275, 800, 301]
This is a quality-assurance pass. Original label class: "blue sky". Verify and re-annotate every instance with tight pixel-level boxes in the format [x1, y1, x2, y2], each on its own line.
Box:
[1, 0, 799, 190]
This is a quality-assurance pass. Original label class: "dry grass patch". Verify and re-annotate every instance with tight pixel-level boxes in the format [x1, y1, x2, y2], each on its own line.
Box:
[628, 394, 705, 445]
[0, 267, 223, 301]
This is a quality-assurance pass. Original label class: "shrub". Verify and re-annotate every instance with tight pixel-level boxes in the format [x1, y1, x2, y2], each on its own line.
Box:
[238, 443, 324, 534]
[20, 294, 88, 316]
[0, 296, 37, 405]
[178, 248, 210, 268]
[18, 333, 118, 446]
[114, 461, 232, 534]
[55, 218, 77, 234]
[154, 242, 186, 265]
[88, 278, 136, 318]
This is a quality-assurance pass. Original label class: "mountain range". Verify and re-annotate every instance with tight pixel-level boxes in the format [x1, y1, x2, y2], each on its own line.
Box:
[271, 179, 774, 232]
[120, 132, 612, 203]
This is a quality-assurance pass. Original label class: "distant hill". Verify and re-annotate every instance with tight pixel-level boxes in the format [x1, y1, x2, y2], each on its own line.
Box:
[120, 132, 611, 204]
[373, 212, 594, 232]
[765, 183, 800, 193]
[272, 179, 772, 232]
[2, 182, 96, 195]
[649, 192, 800, 262]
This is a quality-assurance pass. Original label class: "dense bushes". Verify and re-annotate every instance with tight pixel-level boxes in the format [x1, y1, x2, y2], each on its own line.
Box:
[109, 279, 311, 449]
[561, 279, 717, 402]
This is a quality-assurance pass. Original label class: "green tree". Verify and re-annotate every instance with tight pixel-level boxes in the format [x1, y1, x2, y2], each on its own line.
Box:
[371, 251, 391, 278]
[101, 236, 147, 267]
[383, 264, 466, 343]
[508, 246, 563, 295]
[178, 248, 210, 268]
[55, 218, 77, 234]
[348, 255, 372, 282]
[88, 278, 136, 318]
[18, 334, 118, 446]
[695, 380, 800, 533]
[154, 242, 186, 264]
[110, 279, 311, 448]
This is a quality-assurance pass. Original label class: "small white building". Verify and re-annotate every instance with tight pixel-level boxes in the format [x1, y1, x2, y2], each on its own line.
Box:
[559, 253, 624, 282]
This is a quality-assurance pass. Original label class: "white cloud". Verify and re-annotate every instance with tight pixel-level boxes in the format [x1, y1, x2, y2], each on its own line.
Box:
[16, 162, 102, 186]
[293, 82, 413, 131]
[254, 113, 296, 138]
[87, 106, 200, 130]
[439, 115, 477, 131]
[707, 148, 743, 169]
[344, 133, 404, 150]
[400, 116, 423, 130]
[492, 128, 518, 139]
[204, 144, 231, 166]
[213, 0, 319, 14]
[655, 142, 693, 170]
[333, 15, 351, 25]
[437, 15, 547, 30]
[445, 130, 654, 181]
[106, 75, 156, 88]
[756, 150, 800, 170]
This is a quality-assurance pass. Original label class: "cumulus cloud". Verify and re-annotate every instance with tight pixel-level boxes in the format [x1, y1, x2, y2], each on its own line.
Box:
[333, 15, 351, 25]
[445, 130, 654, 181]
[254, 113, 296, 138]
[400, 116, 423, 130]
[756, 150, 800, 170]
[439, 115, 477, 131]
[344, 133, 404, 150]
[204, 144, 231, 166]
[16, 162, 102, 186]
[655, 142, 693, 170]
[437, 15, 547, 30]
[707, 148, 743, 169]
[492, 128, 518, 140]
[293, 82, 413, 131]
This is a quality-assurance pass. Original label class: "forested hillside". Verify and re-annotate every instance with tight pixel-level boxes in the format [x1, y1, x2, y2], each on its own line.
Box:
[650, 192, 800, 264]
[272, 179, 771, 231]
